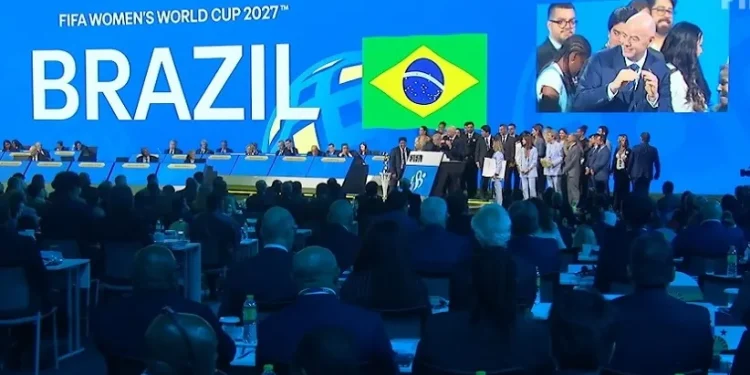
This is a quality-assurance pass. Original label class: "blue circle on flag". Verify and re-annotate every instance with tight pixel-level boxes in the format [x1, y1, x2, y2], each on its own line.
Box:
[402, 58, 444, 105]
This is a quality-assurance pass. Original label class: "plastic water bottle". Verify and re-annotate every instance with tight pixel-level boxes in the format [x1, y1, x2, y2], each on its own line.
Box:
[727, 246, 738, 277]
[242, 295, 258, 345]
[261, 364, 276, 375]
[155, 219, 164, 233]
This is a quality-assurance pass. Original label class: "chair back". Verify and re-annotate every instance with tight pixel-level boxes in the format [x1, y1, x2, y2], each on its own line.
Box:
[39, 239, 81, 258]
[375, 306, 428, 338]
[699, 274, 744, 306]
[0, 267, 36, 318]
[102, 242, 143, 285]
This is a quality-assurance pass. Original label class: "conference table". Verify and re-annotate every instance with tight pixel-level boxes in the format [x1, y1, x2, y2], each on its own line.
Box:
[45, 258, 90, 361]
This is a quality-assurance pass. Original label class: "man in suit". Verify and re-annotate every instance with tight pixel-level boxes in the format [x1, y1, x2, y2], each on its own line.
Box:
[216, 140, 233, 154]
[54, 141, 68, 152]
[376, 190, 419, 234]
[398, 178, 422, 219]
[32, 142, 51, 160]
[256, 246, 396, 372]
[500, 124, 519, 194]
[461, 122, 481, 198]
[563, 133, 583, 207]
[284, 139, 299, 155]
[92, 245, 236, 370]
[136, 147, 159, 163]
[444, 126, 466, 162]
[507, 201, 560, 275]
[144, 311, 222, 375]
[474, 125, 494, 199]
[585, 134, 611, 194]
[166, 139, 183, 155]
[219, 207, 298, 317]
[388, 137, 410, 186]
[412, 197, 471, 275]
[537, 3, 576, 75]
[29, 146, 50, 162]
[628, 131, 660, 196]
[572, 13, 672, 112]
[610, 232, 713, 374]
[672, 200, 744, 259]
[307, 199, 360, 272]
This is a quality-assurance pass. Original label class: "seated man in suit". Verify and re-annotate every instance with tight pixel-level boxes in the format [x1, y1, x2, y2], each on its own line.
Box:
[399, 178, 422, 219]
[165, 139, 183, 155]
[92, 245, 235, 371]
[256, 246, 396, 373]
[506, 201, 560, 275]
[610, 232, 713, 374]
[673, 199, 743, 259]
[136, 147, 159, 163]
[219, 207, 298, 317]
[216, 140, 233, 154]
[412, 197, 470, 275]
[572, 12, 672, 112]
[54, 140, 68, 152]
[375, 190, 419, 233]
[307, 199, 360, 272]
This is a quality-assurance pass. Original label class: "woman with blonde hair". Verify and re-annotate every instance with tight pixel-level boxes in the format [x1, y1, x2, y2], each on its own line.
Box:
[491, 139, 505, 205]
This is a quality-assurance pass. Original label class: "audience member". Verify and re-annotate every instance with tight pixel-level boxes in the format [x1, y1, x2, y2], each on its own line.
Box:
[412, 197, 471, 274]
[507, 200, 560, 275]
[673, 199, 746, 259]
[445, 192, 472, 237]
[528, 198, 566, 249]
[290, 327, 361, 375]
[307, 199, 360, 272]
[376, 190, 419, 233]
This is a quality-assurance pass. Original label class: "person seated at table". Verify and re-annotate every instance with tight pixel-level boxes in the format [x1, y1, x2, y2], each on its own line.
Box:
[219, 207, 298, 317]
[215, 140, 233, 154]
[673, 199, 745, 259]
[284, 139, 299, 156]
[594, 194, 655, 293]
[184, 150, 197, 164]
[358, 142, 371, 157]
[257, 246, 397, 373]
[528, 198, 566, 250]
[53, 140, 68, 152]
[324, 143, 337, 157]
[165, 139, 182, 155]
[191, 192, 240, 297]
[446, 192, 473, 237]
[197, 139, 214, 155]
[338, 143, 353, 158]
[307, 199, 360, 272]
[411, 197, 470, 275]
[2, 139, 12, 151]
[340, 220, 429, 312]
[374, 191, 419, 233]
[507, 200, 560, 275]
[245, 143, 260, 156]
[144, 310, 228, 375]
[98, 185, 153, 246]
[291, 327, 361, 375]
[306, 145, 322, 157]
[92, 245, 235, 372]
[245, 180, 273, 214]
[414, 248, 552, 374]
[608, 232, 713, 375]
[136, 147, 159, 163]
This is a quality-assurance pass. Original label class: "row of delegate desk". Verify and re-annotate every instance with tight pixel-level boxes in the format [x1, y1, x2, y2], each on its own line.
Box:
[0, 151, 387, 191]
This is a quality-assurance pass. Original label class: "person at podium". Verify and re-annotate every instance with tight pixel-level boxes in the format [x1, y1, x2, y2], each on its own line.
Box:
[136, 147, 159, 163]
[54, 141, 68, 152]
[197, 140, 214, 155]
[284, 139, 299, 155]
[245, 143, 260, 156]
[307, 145, 322, 157]
[338, 144, 354, 158]
[166, 140, 183, 155]
[216, 140, 233, 154]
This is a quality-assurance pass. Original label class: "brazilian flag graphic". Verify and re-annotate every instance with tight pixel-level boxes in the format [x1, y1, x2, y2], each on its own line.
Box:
[362, 34, 488, 129]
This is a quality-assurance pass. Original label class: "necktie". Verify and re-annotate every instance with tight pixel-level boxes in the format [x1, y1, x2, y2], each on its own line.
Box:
[626, 63, 640, 91]
[486, 137, 490, 149]
[401, 148, 406, 168]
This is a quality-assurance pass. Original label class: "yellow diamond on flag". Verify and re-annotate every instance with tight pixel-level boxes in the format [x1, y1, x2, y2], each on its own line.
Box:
[369, 46, 478, 118]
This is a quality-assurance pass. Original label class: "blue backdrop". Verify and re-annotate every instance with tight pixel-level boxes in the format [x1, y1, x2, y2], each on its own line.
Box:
[0, 0, 745, 194]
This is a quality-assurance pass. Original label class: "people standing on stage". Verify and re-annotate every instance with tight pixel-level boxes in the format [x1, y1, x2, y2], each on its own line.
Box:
[474, 125, 494, 200]
[388, 137, 410, 190]
[436, 121, 447, 135]
[284, 139, 299, 156]
[543, 128, 564, 194]
[216, 140, 233, 154]
[491, 139, 505, 206]
[307, 145, 321, 157]
[500, 124, 519, 196]
[612, 134, 632, 211]
[518, 135, 539, 200]
[462, 122, 480, 198]
[338, 144, 353, 158]
[661, 22, 710, 113]
[445, 126, 465, 162]
[414, 126, 431, 151]
[563, 133, 584, 208]
[597, 126, 611, 150]
[628, 132, 660, 197]
[532, 124, 547, 196]
[198, 140, 213, 155]
[325, 143, 337, 157]
[166, 139, 183, 155]
[585, 134, 611, 195]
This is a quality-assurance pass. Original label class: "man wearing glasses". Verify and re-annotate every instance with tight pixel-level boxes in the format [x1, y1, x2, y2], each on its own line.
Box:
[537, 3, 576, 75]
[647, 0, 676, 50]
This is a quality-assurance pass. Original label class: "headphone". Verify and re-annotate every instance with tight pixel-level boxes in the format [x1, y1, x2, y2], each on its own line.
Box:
[148, 306, 198, 375]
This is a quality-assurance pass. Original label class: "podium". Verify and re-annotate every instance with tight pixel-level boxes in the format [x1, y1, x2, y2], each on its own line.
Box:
[158, 163, 204, 187]
[53, 150, 81, 161]
[402, 152, 444, 196]
[112, 162, 159, 187]
[69, 162, 114, 184]
[26, 161, 71, 182]
[205, 154, 239, 175]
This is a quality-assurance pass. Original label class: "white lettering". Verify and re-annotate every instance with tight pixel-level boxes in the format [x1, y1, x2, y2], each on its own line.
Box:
[32, 50, 79, 120]
[271, 44, 320, 128]
[193, 46, 244, 120]
[134, 48, 191, 120]
[85, 49, 132, 120]
[250, 45, 265, 120]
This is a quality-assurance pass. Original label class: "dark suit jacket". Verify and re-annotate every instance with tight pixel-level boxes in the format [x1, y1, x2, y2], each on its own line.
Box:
[375, 210, 419, 234]
[165, 148, 183, 155]
[388, 146, 411, 175]
[573, 46, 672, 112]
[256, 294, 396, 372]
[135, 154, 159, 163]
[586, 146, 611, 182]
[411, 225, 470, 275]
[499, 134, 517, 167]
[29, 153, 51, 162]
[340, 269, 430, 311]
[507, 235, 560, 275]
[0, 228, 51, 314]
[463, 132, 480, 161]
[563, 143, 583, 177]
[447, 214, 473, 237]
[672, 220, 744, 258]
[215, 148, 233, 154]
[610, 289, 713, 374]
[536, 38, 559, 76]
[190, 211, 241, 267]
[218, 246, 297, 317]
[92, 290, 236, 369]
[628, 142, 661, 180]
[733, 330, 750, 375]
[594, 227, 646, 293]
[474, 136, 493, 167]
[446, 135, 466, 161]
[197, 148, 214, 155]
[307, 223, 360, 272]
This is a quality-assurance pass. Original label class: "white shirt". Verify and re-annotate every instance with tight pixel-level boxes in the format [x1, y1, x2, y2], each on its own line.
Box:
[607, 51, 658, 108]
[549, 36, 562, 50]
[536, 63, 569, 112]
[666, 63, 707, 113]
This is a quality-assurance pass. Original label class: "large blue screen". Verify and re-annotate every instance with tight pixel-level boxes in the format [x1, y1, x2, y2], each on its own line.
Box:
[0, 0, 745, 194]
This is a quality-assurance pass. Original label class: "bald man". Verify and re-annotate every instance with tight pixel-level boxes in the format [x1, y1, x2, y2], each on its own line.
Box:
[573, 12, 672, 112]
[92, 245, 235, 371]
[672, 199, 746, 260]
[219, 207, 298, 317]
[145, 311, 223, 375]
[256, 246, 396, 372]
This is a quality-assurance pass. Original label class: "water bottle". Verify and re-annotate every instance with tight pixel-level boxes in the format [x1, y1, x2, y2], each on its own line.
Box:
[261, 364, 276, 375]
[727, 246, 738, 277]
[535, 267, 541, 303]
[242, 295, 258, 345]
[241, 222, 249, 241]
[155, 219, 164, 233]
[476, 372, 487, 375]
